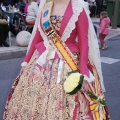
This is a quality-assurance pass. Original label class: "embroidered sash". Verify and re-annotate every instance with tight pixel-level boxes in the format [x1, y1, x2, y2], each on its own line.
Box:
[41, 0, 78, 71]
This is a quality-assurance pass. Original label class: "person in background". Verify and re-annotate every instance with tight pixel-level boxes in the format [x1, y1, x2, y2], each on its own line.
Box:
[17, 0, 26, 13]
[95, 0, 103, 17]
[99, 11, 110, 50]
[13, 0, 27, 28]
[25, 0, 38, 24]
[1, 0, 16, 24]
[9, 22, 19, 36]
[0, 9, 9, 47]
[84, 0, 97, 35]
[0, 4, 18, 36]
[0, 1, 3, 7]
[3, 0, 14, 6]
[24, 0, 28, 15]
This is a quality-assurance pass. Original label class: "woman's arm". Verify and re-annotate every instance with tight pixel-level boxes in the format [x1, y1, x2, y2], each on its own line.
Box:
[24, 29, 43, 62]
[77, 9, 89, 77]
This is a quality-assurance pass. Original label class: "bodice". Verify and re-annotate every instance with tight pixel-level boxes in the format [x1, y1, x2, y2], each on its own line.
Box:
[50, 15, 63, 32]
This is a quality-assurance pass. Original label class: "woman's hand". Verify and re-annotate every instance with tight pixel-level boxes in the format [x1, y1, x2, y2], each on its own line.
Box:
[21, 61, 27, 67]
[81, 80, 89, 93]
[20, 66, 25, 75]
[20, 62, 27, 74]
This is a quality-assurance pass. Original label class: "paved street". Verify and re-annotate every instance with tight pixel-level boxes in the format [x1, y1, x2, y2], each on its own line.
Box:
[101, 35, 120, 120]
[0, 58, 22, 120]
[0, 34, 120, 119]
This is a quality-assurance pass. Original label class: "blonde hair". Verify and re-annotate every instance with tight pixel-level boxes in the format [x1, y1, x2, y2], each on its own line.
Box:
[100, 11, 108, 18]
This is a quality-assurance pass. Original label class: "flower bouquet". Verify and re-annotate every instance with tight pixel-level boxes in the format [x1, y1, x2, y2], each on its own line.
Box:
[63, 70, 107, 106]
[64, 71, 84, 95]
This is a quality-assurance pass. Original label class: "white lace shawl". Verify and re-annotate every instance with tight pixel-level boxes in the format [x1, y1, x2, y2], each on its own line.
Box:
[27, 0, 105, 92]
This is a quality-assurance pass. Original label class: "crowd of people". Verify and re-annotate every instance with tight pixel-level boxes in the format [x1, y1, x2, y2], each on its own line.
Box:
[0, 0, 39, 47]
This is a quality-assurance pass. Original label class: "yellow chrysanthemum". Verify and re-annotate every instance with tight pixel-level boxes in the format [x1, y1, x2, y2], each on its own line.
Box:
[64, 73, 83, 93]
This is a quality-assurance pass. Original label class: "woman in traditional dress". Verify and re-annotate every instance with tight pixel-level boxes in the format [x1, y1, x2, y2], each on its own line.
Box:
[3, 0, 110, 119]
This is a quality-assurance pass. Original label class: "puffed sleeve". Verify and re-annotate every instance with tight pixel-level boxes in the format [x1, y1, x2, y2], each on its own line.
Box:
[77, 9, 89, 77]
[24, 29, 43, 62]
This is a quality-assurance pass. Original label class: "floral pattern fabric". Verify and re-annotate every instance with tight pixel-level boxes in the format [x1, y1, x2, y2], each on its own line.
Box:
[3, 50, 110, 120]
[50, 15, 63, 31]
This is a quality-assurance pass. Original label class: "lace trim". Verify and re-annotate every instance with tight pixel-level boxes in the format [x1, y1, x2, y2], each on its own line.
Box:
[38, 0, 84, 45]
[37, 0, 52, 50]
[61, 0, 84, 42]
[32, 0, 105, 91]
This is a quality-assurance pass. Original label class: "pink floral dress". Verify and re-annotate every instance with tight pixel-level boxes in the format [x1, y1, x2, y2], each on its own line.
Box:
[3, 15, 110, 120]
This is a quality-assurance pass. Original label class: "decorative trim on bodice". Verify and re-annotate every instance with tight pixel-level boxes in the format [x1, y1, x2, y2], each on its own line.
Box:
[32, 0, 105, 91]
[38, 0, 84, 44]
[61, 0, 84, 42]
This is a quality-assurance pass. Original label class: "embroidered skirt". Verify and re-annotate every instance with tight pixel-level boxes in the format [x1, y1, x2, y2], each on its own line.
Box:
[3, 50, 110, 120]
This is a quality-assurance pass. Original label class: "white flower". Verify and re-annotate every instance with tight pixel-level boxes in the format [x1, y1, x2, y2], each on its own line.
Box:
[64, 73, 83, 93]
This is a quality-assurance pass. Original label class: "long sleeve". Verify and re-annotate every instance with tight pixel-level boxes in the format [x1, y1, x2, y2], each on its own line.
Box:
[24, 29, 43, 62]
[99, 19, 106, 34]
[77, 9, 89, 77]
[26, 2, 38, 22]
